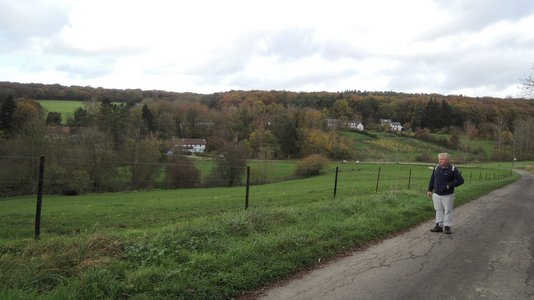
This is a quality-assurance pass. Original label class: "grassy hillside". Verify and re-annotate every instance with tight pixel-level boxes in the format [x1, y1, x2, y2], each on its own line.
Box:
[0, 162, 519, 299]
[38, 100, 84, 123]
[341, 130, 495, 163]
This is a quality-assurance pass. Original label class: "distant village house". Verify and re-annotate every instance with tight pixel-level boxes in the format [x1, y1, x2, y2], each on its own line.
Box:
[173, 138, 207, 154]
[347, 120, 365, 131]
[326, 119, 365, 131]
[380, 119, 403, 131]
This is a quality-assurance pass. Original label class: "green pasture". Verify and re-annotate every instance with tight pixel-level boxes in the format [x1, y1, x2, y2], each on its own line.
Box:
[342, 131, 460, 162]
[38, 100, 85, 123]
[0, 162, 520, 299]
[459, 135, 494, 157]
[191, 159, 297, 184]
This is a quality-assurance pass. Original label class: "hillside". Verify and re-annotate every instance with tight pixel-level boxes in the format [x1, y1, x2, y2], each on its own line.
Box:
[341, 130, 493, 163]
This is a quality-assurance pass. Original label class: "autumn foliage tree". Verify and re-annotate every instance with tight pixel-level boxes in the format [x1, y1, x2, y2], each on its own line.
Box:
[520, 67, 534, 98]
[0, 95, 16, 135]
[295, 154, 329, 177]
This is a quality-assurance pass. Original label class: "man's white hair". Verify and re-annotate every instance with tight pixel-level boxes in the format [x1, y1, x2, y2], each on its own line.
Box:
[438, 153, 450, 160]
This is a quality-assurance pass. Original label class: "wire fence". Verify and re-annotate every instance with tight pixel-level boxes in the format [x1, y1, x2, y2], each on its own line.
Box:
[0, 155, 513, 198]
[0, 155, 515, 240]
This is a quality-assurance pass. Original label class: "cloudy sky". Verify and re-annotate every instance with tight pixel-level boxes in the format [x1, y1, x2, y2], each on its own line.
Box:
[1, 0, 534, 97]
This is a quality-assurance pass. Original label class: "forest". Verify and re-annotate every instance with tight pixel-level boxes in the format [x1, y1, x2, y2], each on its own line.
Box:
[1, 81, 533, 195]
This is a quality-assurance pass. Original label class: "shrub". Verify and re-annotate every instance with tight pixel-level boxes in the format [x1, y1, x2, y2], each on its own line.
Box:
[166, 156, 201, 188]
[294, 154, 329, 177]
[415, 152, 434, 163]
[62, 170, 90, 195]
[330, 142, 353, 159]
[205, 142, 248, 187]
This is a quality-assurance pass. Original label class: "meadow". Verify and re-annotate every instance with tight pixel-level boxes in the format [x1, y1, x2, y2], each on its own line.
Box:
[0, 162, 520, 299]
[340, 130, 496, 162]
[37, 100, 85, 123]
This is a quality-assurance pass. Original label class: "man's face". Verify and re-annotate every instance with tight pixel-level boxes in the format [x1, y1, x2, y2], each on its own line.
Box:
[439, 156, 449, 167]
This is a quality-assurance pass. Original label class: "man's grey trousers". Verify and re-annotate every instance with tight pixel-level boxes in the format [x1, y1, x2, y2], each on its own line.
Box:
[432, 193, 455, 227]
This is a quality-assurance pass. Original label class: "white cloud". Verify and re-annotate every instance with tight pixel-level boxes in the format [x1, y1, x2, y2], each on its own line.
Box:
[0, 0, 533, 97]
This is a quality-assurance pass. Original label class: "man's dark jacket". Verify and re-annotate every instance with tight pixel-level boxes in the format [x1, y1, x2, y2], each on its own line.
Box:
[428, 164, 464, 195]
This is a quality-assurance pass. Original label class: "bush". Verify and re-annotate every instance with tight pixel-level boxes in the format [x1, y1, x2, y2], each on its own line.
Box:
[205, 142, 248, 187]
[63, 170, 90, 195]
[294, 154, 329, 177]
[415, 152, 434, 163]
[330, 142, 353, 159]
[166, 156, 201, 188]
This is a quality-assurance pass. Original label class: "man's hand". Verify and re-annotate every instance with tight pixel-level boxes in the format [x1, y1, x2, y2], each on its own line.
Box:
[427, 191, 433, 198]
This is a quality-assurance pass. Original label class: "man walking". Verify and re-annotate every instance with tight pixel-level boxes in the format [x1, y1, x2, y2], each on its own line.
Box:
[427, 153, 464, 234]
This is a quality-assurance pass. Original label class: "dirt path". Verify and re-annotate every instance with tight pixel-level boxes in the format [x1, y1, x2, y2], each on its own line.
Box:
[257, 171, 534, 300]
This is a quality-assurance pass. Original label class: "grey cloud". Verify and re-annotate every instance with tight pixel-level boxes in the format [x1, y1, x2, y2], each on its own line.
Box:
[421, 0, 534, 40]
[55, 58, 115, 79]
[388, 50, 530, 95]
[0, 1, 69, 45]
[265, 28, 366, 61]
[435, 0, 534, 23]
[320, 42, 368, 61]
[189, 28, 366, 85]
[264, 28, 317, 60]
[443, 55, 527, 90]
[190, 29, 319, 79]
[228, 66, 356, 91]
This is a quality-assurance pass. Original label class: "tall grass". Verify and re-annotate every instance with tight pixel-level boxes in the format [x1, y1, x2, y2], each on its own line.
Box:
[0, 163, 520, 299]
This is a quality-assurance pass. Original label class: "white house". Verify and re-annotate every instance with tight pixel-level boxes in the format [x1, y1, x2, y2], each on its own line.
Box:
[380, 118, 392, 127]
[390, 122, 403, 131]
[380, 119, 403, 131]
[348, 120, 364, 131]
[327, 118, 364, 131]
[176, 138, 207, 153]
[326, 118, 339, 129]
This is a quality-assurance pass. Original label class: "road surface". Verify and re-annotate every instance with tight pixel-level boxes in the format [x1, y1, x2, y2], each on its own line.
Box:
[258, 171, 534, 299]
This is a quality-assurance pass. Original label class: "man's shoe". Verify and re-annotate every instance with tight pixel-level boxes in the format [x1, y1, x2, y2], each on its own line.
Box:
[444, 226, 451, 234]
[430, 224, 443, 232]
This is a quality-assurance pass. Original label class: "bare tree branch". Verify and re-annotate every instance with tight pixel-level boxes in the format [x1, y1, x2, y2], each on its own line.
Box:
[520, 67, 534, 98]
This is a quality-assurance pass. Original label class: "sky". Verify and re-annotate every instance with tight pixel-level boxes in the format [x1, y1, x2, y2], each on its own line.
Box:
[1, 0, 534, 98]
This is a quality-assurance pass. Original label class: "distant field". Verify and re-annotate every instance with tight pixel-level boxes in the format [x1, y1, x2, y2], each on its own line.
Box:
[38, 100, 85, 123]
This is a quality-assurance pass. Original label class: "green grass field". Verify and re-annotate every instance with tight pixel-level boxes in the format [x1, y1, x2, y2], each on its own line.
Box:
[38, 100, 85, 124]
[0, 162, 519, 299]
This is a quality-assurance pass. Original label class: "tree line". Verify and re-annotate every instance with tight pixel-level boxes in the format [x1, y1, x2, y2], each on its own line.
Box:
[1, 83, 533, 195]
